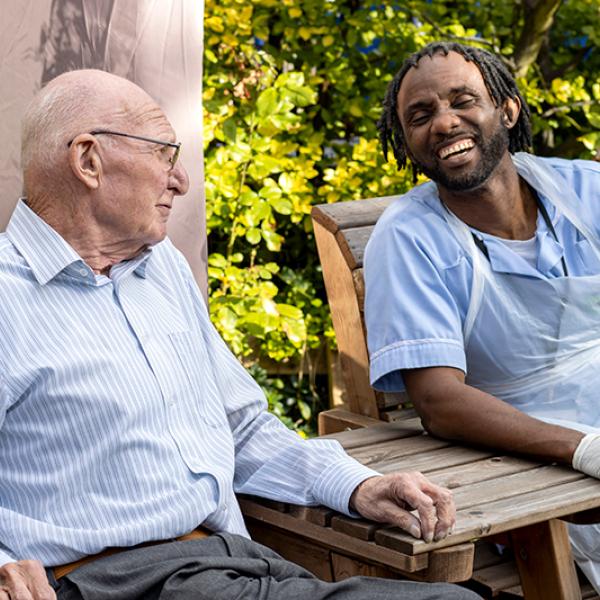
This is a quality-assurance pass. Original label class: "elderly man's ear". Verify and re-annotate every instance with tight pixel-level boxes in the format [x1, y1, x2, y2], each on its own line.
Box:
[502, 97, 521, 129]
[68, 135, 102, 190]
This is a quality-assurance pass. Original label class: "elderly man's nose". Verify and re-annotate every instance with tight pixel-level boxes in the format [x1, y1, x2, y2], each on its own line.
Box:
[170, 162, 189, 195]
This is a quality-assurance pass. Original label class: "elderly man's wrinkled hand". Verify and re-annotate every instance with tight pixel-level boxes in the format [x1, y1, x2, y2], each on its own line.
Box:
[349, 472, 455, 543]
[0, 560, 56, 600]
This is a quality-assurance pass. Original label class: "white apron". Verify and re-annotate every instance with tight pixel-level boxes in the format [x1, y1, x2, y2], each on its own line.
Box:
[432, 152, 600, 590]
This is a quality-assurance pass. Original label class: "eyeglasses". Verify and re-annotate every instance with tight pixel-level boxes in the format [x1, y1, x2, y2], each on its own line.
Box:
[67, 129, 182, 168]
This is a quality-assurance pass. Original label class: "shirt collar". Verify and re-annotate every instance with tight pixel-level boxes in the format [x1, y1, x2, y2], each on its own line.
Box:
[6, 199, 153, 284]
[6, 200, 84, 285]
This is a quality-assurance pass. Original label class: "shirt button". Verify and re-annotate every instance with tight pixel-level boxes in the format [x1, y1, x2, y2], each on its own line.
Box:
[79, 268, 88, 276]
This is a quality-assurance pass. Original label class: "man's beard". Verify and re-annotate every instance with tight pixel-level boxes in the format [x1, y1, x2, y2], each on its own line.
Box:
[410, 118, 510, 191]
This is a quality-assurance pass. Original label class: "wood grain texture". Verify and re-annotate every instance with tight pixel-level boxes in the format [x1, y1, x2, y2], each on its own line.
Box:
[375, 477, 600, 555]
[336, 225, 374, 270]
[511, 519, 581, 600]
[246, 520, 334, 582]
[311, 196, 395, 233]
[313, 218, 378, 417]
[320, 417, 424, 449]
[317, 408, 381, 436]
[239, 496, 429, 573]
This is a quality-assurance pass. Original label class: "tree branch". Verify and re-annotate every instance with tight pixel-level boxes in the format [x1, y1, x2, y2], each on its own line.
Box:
[513, 0, 563, 77]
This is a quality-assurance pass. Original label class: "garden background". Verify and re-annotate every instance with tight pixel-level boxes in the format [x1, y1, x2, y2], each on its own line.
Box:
[203, 0, 600, 435]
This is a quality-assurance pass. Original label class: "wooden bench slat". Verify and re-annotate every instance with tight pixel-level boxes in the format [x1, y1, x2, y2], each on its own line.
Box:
[238, 496, 429, 573]
[348, 433, 451, 466]
[320, 417, 424, 449]
[355, 444, 495, 474]
[451, 465, 584, 510]
[335, 225, 374, 270]
[288, 505, 334, 526]
[331, 515, 379, 541]
[375, 477, 600, 555]
[426, 456, 541, 490]
[311, 197, 395, 234]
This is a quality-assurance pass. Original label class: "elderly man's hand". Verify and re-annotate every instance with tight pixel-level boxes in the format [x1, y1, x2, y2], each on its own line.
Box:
[0, 559, 56, 600]
[349, 472, 455, 543]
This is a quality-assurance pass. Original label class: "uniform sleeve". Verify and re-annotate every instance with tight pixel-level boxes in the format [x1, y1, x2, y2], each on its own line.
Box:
[364, 210, 467, 392]
[176, 250, 380, 516]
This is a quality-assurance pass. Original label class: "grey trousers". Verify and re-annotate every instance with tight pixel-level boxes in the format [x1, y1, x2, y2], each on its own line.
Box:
[51, 532, 481, 600]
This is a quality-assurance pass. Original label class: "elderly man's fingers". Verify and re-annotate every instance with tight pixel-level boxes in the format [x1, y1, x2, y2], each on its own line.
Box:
[413, 476, 456, 541]
[0, 560, 56, 600]
[350, 472, 457, 544]
[399, 484, 438, 543]
[429, 486, 455, 541]
[377, 501, 422, 538]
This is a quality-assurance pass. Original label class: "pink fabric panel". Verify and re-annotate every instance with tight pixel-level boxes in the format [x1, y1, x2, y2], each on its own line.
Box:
[0, 0, 207, 293]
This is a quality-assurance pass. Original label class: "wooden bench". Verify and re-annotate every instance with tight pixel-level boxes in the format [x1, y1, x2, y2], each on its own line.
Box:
[303, 195, 600, 599]
[242, 419, 600, 599]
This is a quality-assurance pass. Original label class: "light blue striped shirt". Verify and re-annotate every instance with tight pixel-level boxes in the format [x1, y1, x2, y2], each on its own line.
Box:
[0, 200, 378, 567]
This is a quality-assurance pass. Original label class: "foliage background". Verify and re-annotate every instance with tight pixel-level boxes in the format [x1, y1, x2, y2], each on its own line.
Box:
[203, 0, 600, 434]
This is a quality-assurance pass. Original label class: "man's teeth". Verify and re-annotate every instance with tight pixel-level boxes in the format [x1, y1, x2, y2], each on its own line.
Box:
[439, 140, 475, 159]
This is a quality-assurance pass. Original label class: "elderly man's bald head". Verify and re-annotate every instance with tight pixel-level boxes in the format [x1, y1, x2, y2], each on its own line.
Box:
[21, 70, 157, 196]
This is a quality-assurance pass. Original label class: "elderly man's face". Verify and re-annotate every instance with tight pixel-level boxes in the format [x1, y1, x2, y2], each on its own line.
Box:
[96, 99, 189, 249]
[396, 51, 510, 191]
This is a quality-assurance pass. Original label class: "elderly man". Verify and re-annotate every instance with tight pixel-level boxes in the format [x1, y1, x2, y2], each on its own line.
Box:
[365, 41, 600, 590]
[0, 70, 478, 600]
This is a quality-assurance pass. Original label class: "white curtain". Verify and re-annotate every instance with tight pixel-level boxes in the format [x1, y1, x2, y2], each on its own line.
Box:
[0, 0, 207, 293]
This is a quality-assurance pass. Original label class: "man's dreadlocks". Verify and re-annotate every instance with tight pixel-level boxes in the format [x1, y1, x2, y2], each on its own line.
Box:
[377, 42, 532, 173]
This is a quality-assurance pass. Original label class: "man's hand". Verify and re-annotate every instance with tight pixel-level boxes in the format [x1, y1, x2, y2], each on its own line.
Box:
[349, 472, 455, 543]
[0, 560, 56, 600]
[573, 433, 600, 478]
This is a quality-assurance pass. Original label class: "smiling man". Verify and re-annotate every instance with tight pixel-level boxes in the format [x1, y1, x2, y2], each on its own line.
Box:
[0, 69, 481, 600]
[365, 41, 600, 590]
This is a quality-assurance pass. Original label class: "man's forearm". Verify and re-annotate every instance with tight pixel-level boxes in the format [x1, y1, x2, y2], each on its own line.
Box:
[404, 366, 584, 464]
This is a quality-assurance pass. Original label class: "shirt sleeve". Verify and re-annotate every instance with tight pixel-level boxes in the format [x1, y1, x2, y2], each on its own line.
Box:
[176, 250, 380, 516]
[364, 208, 467, 392]
[0, 548, 16, 568]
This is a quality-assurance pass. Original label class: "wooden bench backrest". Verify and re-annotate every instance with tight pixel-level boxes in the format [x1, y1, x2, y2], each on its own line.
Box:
[312, 196, 409, 420]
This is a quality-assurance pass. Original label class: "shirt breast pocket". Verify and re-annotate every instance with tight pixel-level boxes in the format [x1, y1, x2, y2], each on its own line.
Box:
[167, 330, 227, 428]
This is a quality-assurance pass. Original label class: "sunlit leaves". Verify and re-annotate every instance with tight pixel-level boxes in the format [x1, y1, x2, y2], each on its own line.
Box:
[204, 0, 600, 433]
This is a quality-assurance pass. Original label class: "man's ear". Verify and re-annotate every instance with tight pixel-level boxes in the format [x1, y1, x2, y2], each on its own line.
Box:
[502, 97, 521, 129]
[68, 134, 102, 190]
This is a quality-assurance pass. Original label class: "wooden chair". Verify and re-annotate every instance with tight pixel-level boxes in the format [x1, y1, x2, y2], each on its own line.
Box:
[311, 195, 411, 432]
[310, 195, 598, 599]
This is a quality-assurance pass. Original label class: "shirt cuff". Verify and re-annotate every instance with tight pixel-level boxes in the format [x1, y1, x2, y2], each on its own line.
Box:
[311, 453, 381, 517]
[0, 549, 16, 568]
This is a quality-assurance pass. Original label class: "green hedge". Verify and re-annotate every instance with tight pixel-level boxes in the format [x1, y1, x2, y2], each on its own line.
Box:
[203, 0, 600, 433]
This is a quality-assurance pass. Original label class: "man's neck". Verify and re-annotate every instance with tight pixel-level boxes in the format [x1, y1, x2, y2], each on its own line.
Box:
[437, 155, 538, 240]
[28, 198, 145, 275]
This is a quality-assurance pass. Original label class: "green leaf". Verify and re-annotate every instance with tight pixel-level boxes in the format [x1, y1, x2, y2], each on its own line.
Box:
[259, 184, 283, 202]
[298, 400, 312, 421]
[256, 88, 279, 117]
[270, 197, 293, 215]
[222, 118, 237, 142]
[246, 228, 262, 244]
[208, 253, 227, 268]
[277, 303, 303, 320]
[261, 230, 284, 252]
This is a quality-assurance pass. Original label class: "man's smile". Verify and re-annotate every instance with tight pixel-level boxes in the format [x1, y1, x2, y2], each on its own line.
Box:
[437, 137, 475, 160]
